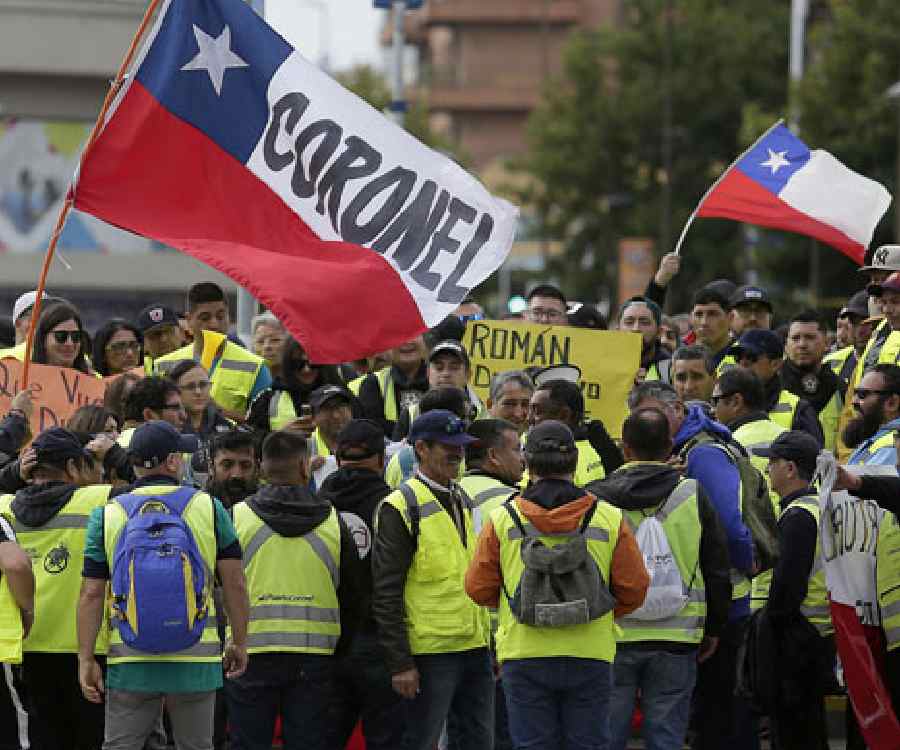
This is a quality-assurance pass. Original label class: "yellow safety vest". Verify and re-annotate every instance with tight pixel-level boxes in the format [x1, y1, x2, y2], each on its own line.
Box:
[0, 519, 24, 664]
[232, 502, 341, 655]
[375, 367, 399, 423]
[268, 390, 297, 431]
[519, 438, 605, 490]
[750, 496, 832, 636]
[818, 389, 842, 454]
[103, 485, 221, 664]
[381, 478, 489, 655]
[732, 417, 785, 517]
[489, 496, 620, 663]
[347, 374, 366, 396]
[0, 343, 26, 361]
[849, 430, 896, 466]
[646, 359, 673, 385]
[386, 447, 465, 489]
[0, 485, 112, 654]
[617, 473, 706, 645]
[117, 427, 135, 449]
[458, 474, 518, 535]
[309, 429, 331, 457]
[715, 353, 738, 376]
[154, 330, 264, 415]
[823, 346, 857, 385]
[768, 390, 800, 430]
[877, 511, 900, 651]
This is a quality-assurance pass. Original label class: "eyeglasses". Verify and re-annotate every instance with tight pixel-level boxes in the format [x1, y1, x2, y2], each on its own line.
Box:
[51, 330, 83, 345]
[527, 307, 566, 322]
[854, 387, 896, 400]
[106, 341, 140, 354]
[180, 380, 211, 393]
[710, 392, 736, 406]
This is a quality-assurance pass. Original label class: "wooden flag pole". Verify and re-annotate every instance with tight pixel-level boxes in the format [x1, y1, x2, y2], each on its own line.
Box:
[21, 0, 163, 385]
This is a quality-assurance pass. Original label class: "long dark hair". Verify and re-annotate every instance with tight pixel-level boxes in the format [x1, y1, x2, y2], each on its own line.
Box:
[92, 319, 143, 376]
[32, 302, 91, 373]
[67, 405, 121, 434]
[280, 338, 343, 392]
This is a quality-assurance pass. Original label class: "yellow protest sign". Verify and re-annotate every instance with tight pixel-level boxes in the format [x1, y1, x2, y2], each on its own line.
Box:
[462, 320, 641, 437]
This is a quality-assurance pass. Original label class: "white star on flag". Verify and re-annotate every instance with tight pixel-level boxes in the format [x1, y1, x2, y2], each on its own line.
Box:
[760, 148, 790, 175]
[181, 25, 248, 96]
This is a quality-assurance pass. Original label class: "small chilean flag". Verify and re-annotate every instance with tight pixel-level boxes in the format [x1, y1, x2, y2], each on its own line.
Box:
[73, 0, 517, 362]
[693, 122, 891, 264]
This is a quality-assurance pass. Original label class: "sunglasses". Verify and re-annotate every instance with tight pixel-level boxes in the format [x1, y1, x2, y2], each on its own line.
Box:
[854, 387, 896, 400]
[107, 341, 140, 354]
[51, 330, 83, 345]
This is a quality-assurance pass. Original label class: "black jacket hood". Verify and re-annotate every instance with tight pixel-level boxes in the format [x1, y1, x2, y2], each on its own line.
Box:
[247, 483, 331, 537]
[11, 481, 78, 528]
[585, 462, 681, 512]
[316, 467, 391, 513]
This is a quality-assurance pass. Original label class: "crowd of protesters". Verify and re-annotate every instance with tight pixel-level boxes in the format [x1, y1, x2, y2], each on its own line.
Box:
[0, 244, 899, 750]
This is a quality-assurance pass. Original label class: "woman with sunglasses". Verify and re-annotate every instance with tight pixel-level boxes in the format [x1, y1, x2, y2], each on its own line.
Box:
[247, 337, 344, 435]
[91, 319, 143, 376]
[32, 303, 94, 374]
[168, 360, 233, 486]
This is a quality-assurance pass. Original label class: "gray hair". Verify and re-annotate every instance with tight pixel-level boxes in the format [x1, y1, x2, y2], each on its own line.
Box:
[489, 370, 535, 402]
[672, 344, 715, 375]
[251, 311, 284, 335]
[627, 381, 680, 411]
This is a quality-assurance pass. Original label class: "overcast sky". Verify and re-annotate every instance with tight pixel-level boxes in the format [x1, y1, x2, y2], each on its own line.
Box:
[265, 0, 384, 73]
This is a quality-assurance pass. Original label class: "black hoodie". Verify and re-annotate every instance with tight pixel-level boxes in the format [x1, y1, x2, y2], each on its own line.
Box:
[11, 481, 78, 528]
[586, 462, 732, 648]
[245, 483, 367, 656]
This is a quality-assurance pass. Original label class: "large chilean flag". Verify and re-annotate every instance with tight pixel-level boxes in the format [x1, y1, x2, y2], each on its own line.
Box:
[74, 0, 517, 362]
[696, 123, 890, 264]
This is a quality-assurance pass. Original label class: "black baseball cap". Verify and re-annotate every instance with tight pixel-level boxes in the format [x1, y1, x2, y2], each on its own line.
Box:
[309, 385, 352, 414]
[525, 420, 576, 456]
[409, 409, 477, 446]
[728, 329, 784, 360]
[128, 421, 198, 468]
[752, 430, 819, 477]
[32, 427, 91, 464]
[336, 419, 385, 460]
[428, 340, 470, 368]
[136, 304, 180, 334]
[730, 285, 773, 311]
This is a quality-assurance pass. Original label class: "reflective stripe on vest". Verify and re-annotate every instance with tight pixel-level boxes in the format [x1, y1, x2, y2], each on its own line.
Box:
[490, 497, 620, 662]
[619, 475, 706, 644]
[458, 475, 518, 536]
[268, 391, 297, 431]
[0, 486, 112, 654]
[0, 516, 23, 664]
[751, 496, 832, 636]
[877, 511, 900, 651]
[103, 486, 220, 664]
[235, 503, 341, 655]
[384, 478, 489, 656]
[768, 390, 800, 430]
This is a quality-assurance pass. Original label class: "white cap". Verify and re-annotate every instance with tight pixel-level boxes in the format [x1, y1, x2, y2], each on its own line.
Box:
[12, 291, 48, 324]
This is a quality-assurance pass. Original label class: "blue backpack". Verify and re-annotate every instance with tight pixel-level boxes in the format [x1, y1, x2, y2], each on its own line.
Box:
[110, 487, 210, 654]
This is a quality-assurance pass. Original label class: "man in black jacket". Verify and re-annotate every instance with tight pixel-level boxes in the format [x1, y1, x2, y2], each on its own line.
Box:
[316, 420, 404, 750]
[586, 407, 731, 750]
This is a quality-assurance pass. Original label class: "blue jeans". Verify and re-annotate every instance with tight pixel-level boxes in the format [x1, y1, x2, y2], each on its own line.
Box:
[502, 657, 613, 750]
[403, 647, 494, 750]
[225, 653, 335, 750]
[609, 647, 697, 750]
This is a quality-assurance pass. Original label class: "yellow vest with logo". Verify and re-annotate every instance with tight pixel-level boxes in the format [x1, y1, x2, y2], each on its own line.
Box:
[877, 511, 900, 651]
[0, 519, 24, 664]
[458, 474, 518, 535]
[0, 342, 26, 361]
[768, 390, 800, 430]
[617, 473, 705, 645]
[489, 497, 620, 663]
[233, 502, 341, 655]
[750, 496, 832, 635]
[382, 478, 489, 655]
[155, 330, 264, 414]
[0, 485, 112, 654]
[103, 485, 220, 664]
[267, 390, 297, 431]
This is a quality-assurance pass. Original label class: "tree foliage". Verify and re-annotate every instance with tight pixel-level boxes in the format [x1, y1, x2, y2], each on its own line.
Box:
[517, 0, 882, 314]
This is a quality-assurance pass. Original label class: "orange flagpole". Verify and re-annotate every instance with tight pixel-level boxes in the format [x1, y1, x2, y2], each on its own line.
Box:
[21, 0, 164, 385]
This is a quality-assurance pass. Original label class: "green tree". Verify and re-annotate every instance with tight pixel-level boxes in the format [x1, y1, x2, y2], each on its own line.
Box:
[518, 1, 805, 310]
[336, 64, 458, 159]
